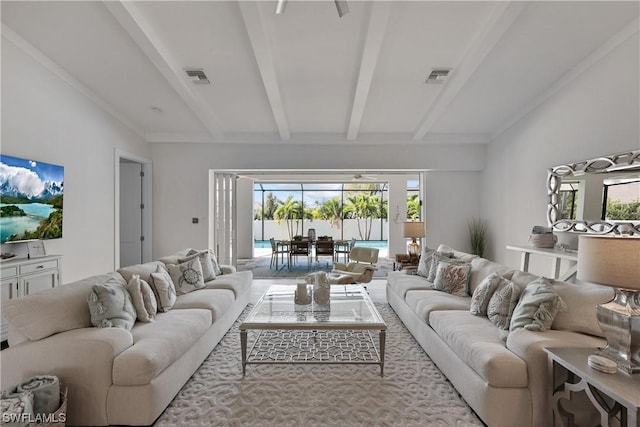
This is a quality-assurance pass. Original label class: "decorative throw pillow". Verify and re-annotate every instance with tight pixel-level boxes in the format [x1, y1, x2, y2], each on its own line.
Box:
[186, 248, 223, 276]
[433, 260, 471, 296]
[126, 274, 157, 322]
[150, 266, 177, 312]
[167, 258, 205, 295]
[87, 279, 137, 330]
[426, 251, 455, 282]
[180, 250, 216, 282]
[487, 279, 523, 330]
[470, 272, 502, 316]
[510, 277, 567, 332]
[416, 246, 435, 277]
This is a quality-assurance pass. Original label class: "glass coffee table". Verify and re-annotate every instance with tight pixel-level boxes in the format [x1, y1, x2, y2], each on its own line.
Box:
[240, 284, 387, 376]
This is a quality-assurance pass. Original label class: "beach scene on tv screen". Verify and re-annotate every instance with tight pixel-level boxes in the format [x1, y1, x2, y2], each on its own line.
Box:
[0, 155, 64, 243]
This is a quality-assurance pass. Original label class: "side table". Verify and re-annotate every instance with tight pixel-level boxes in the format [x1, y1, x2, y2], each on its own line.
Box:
[545, 347, 639, 427]
[393, 254, 419, 271]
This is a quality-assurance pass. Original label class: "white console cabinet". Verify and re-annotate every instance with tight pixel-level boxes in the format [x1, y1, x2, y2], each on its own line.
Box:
[1, 255, 62, 342]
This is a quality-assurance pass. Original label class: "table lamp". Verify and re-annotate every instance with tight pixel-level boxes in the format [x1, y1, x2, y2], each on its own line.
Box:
[403, 221, 425, 257]
[577, 235, 640, 374]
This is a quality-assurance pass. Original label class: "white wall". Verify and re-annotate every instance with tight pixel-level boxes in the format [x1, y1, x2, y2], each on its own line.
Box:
[425, 171, 484, 253]
[482, 34, 639, 276]
[1, 39, 151, 282]
[151, 143, 485, 258]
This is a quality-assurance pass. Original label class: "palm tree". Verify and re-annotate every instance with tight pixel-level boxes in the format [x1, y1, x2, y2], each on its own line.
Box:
[344, 193, 382, 240]
[407, 194, 420, 220]
[273, 196, 313, 239]
[317, 197, 343, 229]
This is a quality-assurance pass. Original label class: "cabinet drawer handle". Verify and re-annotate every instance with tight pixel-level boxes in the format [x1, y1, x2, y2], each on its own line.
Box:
[36, 265, 44, 269]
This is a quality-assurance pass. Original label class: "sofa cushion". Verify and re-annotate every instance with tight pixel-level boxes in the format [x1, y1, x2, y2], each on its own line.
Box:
[405, 290, 470, 325]
[509, 270, 540, 288]
[149, 266, 177, 312]
[204, 271, 253, 297]
[173, 289, 235, 322]
[510, 278, 566, 332]
[468, 257, 513, 294]
[87, 279, 137, 330]
[433, 260, 471, 296]
[487, 279, 524, 330]
[2, 273, 124, 341]
[436, 245, 478, 263]
[429, 310, 528, 388]
[387, 272, 433, 299]
[112, 308, 212, 386]
[167, 258, 205, 295]
[117, 261, 166, 284]
[126, 275, 157, 323]
[551, 281, 613, 337]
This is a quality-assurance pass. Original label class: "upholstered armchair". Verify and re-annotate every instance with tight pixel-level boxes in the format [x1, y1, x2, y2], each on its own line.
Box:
[331, 247, 379, 284]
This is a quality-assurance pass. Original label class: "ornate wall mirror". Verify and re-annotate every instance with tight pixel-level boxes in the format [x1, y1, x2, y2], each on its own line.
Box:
[547, 150, 640, 235]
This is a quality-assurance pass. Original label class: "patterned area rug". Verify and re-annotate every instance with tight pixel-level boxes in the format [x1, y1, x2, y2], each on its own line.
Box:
[237, 255, 394, 279]
[154, 304, 484, 426]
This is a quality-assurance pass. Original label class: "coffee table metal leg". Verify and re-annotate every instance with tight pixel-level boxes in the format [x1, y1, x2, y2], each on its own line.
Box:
[380, 329, 386, 376]
[240, 328, 247, 376]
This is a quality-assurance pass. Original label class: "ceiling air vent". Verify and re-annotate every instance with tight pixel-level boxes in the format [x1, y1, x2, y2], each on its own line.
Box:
[426, 68, 452, 84]
[185, 68, 210, 85]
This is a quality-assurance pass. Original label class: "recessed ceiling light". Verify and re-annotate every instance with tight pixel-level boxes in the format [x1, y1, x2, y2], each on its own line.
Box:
[184, 68, 210, 85]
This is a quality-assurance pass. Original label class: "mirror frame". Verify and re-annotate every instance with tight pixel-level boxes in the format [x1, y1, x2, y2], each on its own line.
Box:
[547, 150, 640, 234]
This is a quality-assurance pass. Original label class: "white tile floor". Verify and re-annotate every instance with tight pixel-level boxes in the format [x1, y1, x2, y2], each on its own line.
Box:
[250, 278, 388, 304]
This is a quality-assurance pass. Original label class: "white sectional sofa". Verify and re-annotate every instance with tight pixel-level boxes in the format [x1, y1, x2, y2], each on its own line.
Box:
[387, 244, 613, 427]
[0, 249, 252, 426]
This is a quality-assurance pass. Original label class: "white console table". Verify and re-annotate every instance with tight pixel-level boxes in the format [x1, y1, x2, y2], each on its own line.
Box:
[0, 255, 62, 342]
[506, 244, 577, 281]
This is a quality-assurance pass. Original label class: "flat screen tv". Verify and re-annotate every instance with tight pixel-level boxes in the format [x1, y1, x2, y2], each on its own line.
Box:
[0, 155, 64, 243]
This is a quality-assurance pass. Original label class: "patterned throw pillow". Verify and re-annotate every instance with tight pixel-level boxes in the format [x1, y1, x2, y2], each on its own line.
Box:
[487, 280, 524, 330]
[426, 251, 455, 282]
[186, 249, 223, 276]
[180, 250, 216, 282]
[470, 272, 502, 316]
[433, 260, 471, 296]
[167, 258, 205, 295]
[416, 246, 435, 277]
[150, 266, 177, 312]
[126, 274, 157, 322]
[87, 279, 137, 330]
[510, 277, 567, 332]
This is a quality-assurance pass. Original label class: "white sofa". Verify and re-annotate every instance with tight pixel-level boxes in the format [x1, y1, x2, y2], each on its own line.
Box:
[0, 249, 252, 426]
[387, 244, 613, 427]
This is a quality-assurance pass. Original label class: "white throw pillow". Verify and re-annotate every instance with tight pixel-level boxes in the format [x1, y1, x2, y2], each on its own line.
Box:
[487, 279, 523, 330]
[167, 258, 205, 295]
[126, 274, 157, 322]
[150, 266, 177, 312]
[180, 250, 216, 282]
[470, 272, 502, 316]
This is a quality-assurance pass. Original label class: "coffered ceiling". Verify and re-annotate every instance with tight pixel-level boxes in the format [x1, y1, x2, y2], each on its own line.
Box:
[2, 1, 638, 145]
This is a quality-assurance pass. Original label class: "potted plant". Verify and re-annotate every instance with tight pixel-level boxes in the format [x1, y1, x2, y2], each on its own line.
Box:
[468, 218, 488, 257]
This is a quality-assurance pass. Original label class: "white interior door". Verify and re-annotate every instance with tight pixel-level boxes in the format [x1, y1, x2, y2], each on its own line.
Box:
[120, 161, 143, 267]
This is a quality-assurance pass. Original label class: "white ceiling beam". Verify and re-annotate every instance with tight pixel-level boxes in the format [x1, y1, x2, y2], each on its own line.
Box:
[238, 2, 291, 140]
[413, 1, 528, 140]
[2, 23, 145, 139]
[493, 16, 640, 139]
[346, 2, 392, 141]
[103, 1, 225, 141]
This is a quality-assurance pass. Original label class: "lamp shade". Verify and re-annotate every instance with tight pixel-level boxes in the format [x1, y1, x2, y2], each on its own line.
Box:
[403, 222, 425, 239]
[577, 235, 640, 290]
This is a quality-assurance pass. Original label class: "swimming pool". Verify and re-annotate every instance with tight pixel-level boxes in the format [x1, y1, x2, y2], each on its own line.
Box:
[254, 240, 388, 249]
